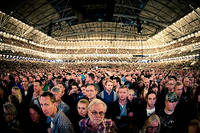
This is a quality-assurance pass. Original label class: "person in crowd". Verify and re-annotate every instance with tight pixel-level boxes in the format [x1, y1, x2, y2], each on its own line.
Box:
[3, 103, 21, 131]
[85, 84, 103, 102]
[109, 85, 137, 133]
[77, 98, 89, 121]
[40, 91, 75, 133]
[113, 76, 121, 93]
[80, 85, 87, 97]
[158, 78, 176, 110]
[31, 80, 43, 108]
[51, 86, 71, 116]
[23, 104, 48, 133]
[21, 76, 33, 106]
[79, 99, 118, 133]
[140, 114, 161, 133]
[182, 77, 193, 102]
[136, 91, 158, 128]
[157, 92, 178, 133]
[187, 119, 200, 133]
[128, 89, 135, 102]
[98, 79, 118, 106]
[85, 73, 101, 92]
[13, 75, 22, 90]
[11, 87, 22, 104]
[68, 81, 84, 103]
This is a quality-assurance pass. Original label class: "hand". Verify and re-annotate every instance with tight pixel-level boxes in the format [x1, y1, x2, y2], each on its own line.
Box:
[33, 91, 39, 98]
[128, 112, 133, 117]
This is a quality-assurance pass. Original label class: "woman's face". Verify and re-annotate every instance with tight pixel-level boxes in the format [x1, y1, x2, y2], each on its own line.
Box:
[128, 91, 134, 101]
[147, 120, 159, 133]
[29, 108, 40, 123]
[77, 102, 88, 117]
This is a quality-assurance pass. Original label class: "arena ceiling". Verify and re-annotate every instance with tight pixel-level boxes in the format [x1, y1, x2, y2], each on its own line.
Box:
[0, 0, 200, 64]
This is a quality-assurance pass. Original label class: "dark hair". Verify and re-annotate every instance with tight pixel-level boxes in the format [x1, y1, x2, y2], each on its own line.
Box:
[88, 73, 95, 81]
[34, 80, 42, 86]
[40, 91, 56, 103]
[87, 84, 98, 91]
[71, 81, 79, 88]
[146, 91, 157, 99]
[113, 77, 121, 85]
[29, 103, 43, 115]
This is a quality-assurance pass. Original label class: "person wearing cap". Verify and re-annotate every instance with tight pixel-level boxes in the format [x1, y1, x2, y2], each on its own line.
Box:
[156, 92, 178, 133]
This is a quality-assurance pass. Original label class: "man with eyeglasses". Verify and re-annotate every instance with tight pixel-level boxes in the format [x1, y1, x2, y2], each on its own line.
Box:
[79, 99, 118, 133]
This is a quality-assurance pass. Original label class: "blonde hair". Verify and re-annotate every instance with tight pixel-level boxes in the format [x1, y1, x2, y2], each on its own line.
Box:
[12, 87, 22, 103]
[105, 79, 113, 85]
[78, 99, 89, 107]
[141, 114, 161, 133]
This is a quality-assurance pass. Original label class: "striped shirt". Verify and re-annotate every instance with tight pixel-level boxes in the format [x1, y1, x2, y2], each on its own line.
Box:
[51, 110, 75, 133]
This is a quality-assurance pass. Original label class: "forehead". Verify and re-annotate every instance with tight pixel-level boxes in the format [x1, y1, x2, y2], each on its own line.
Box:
[147, 93, 156, 98]
[78, 102, 87, 107]
[119, 87, 128, 92]
[90, 104, 104, 111]
[106, 81, 113, 85]
[86, 85, 95, 90]
[40, 96, 51, 103]
[175, 85, 183, 90]
[34, 82, 40, 85]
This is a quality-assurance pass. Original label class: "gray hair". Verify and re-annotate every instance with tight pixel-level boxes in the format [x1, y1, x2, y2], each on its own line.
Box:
[88, 99, 107, 112]
[51, 86, 62, 93]
[3, 103, 17, 117]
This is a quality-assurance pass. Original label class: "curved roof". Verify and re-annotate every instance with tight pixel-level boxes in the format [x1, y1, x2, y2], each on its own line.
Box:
[1, 0, 200, 42]
[0, 0, 200, 65]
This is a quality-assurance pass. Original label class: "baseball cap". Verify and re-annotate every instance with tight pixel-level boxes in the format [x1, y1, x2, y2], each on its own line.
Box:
[166, 92, 178, 102]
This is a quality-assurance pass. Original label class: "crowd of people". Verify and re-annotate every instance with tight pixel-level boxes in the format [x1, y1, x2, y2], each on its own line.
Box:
[0, 60, 200, 133]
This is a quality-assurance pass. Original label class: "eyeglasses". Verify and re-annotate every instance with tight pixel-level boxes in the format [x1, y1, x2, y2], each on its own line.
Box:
[90, 111, 105, 116]
[147, 126, 158, 130]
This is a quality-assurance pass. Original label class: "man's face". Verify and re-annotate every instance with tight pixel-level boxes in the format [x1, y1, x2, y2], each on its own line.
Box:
[88, 104, 105, 125]
[113, 79, 118, 86]
[51, 92, 62, 102]
[77, 102, 88, 117]
[85, 75, 91, 83]
[118, 88, 128, 101]
[81, 86, 86, 96]
[184, 78, 190, 87]
[57, 84, 65, 95]
[40, 96, 56, 117]
[166, 80, 175, 91]
[174, 85, 183, 98]
[33, 82, 41, 93]
[147, 93, 156, 108]
[86, 85, 98, 100]
[165, 101, 177, 112]
[143, 78, 150, 88]
[21, 78, 29, 90]
[105, 81, 113, 92]
[71, 85, 79, 93]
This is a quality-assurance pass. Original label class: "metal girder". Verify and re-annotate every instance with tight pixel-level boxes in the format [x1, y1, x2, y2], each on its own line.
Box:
[113, 14, 169, 28]
[54, 30, 152, 39]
